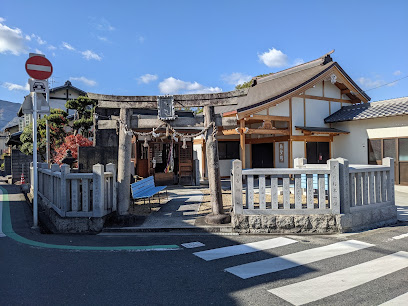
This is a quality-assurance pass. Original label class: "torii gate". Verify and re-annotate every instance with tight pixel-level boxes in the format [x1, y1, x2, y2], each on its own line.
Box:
[88, 89, 248, 224]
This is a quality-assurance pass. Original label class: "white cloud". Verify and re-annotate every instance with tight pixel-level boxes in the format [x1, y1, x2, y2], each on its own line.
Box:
[222, 72, 252, 86]
[31, 34, 46, 45]
[393, 70, 402, 76]
[258, 48, 288, 68]
[34, 48, 44, 55]
[159, 77, 222, 94]
[47, 45, 56, 50]
[81, 50, 102, 61]
[0, 21, 28, 55]
[62, 41, 75, 51]
[25, 34, 31, 41]
[2, 82, 29, 91]
[90, 17, 115, 31]
[97, 36, 109, 42]
[358, 77, 384, 89]
[138, 74, 158, 84]
[293, 58, 305, 66]
[0, 17, 5, 23]
[138, 36, 145, 43]
[69, 76, 97, 87]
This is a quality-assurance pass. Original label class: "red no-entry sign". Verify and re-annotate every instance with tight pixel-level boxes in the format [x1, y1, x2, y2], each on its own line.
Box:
[25, 55, 53, 80]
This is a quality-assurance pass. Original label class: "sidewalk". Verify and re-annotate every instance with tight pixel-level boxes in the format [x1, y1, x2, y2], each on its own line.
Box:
[395, 185, 408, 222]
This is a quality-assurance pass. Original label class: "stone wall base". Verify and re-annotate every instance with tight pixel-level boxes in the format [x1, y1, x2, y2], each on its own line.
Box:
[232, 205, 398, 234]
[30, 192, 109, 233]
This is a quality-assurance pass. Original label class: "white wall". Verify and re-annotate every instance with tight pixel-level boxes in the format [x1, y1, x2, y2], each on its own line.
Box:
[292, 97, 304, 135]
[305, 81, 323, 96]
[292, 141, 305, 160]
[331, 101, 342, 114]
[324, 81, 341, 99]
[269, 100, 289, 116]
[305, 98, 330, 127]
[331, 115, 408, 164]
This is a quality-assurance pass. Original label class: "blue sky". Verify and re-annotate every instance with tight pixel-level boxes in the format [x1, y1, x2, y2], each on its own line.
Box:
[1, 0, 407, 104]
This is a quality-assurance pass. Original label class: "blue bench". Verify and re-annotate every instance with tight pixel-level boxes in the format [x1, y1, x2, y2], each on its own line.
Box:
[131, 176, 167, 204]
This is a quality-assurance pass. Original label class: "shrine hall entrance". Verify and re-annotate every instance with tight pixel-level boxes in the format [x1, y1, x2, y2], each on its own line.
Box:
[306, 142, 330, 164]
[252, 143, 274, 168]
[132, 139, 193, 185]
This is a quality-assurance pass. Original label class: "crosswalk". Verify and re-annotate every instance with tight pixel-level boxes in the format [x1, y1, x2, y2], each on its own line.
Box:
[192, 237, 408, 305]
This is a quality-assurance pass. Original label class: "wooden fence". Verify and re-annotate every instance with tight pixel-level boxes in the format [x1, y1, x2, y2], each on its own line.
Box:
[231, 157, 395, 216]
[31, 163, 117, 218]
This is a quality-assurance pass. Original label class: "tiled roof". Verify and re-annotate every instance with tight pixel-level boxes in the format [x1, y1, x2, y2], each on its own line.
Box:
[324, 97, 408, 123]
[215, 52, 369, 116]
[295, 126, 349, 134]
[2, 117, 20, 131]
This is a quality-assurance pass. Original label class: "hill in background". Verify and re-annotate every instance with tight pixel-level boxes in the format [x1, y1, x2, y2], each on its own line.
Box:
[0, 100, 21, 131]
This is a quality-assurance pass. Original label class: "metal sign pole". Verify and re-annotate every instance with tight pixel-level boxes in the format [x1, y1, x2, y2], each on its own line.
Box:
[32, 93, 38, 228]
[46, 91, 50, 164]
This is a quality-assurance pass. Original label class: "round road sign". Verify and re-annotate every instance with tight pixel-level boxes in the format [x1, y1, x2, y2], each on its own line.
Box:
[25, 56, 53, 80]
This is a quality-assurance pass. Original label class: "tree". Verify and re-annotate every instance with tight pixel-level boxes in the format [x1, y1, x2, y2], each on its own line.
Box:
[53, 134, 93, 165]
[65, 96, 97, 136]
[20, 109, 68, 160]
[235, 74, 271, 90]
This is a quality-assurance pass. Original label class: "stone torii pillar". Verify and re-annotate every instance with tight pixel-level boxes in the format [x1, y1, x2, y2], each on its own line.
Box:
[117, 108, 132, 215]
[204, 106, 230, 224]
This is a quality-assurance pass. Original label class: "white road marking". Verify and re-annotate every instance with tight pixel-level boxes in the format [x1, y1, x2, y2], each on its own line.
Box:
[181, 242, 205, 249]
[193, 237, 297, 261]
[392, 233, 408, 240]
[226, 240, 373, 279]
[0, 189, 5, 237]
[26, 64, 51, 72]
[379, 292, 408, 305]
[268, 251, 408, 306]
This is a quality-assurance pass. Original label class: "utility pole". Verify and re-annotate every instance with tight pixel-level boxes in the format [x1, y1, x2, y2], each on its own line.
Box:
[32, 93, 38, 228]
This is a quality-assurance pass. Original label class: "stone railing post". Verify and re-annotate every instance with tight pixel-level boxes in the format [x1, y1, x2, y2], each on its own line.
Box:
[337, 158, 350, 214]
[294, 158, 307, 168]
[50, 164, 59, 206]
[60, 164, 70, 216]
[106, 163, 117, 212]
[232, 159, 243, 214]
[93, 164, 105, 217]
[328, 159, 340, 214]
[382, 157, 395, 204]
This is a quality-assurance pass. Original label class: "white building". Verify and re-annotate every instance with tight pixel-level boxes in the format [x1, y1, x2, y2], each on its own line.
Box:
[193, 51, 408, 185]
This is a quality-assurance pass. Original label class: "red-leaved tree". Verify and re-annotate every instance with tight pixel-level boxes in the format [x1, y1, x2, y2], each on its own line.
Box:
[53, 134, 93, 165]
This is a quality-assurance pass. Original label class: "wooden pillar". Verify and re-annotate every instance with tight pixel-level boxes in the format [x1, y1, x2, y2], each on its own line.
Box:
[204, 106, 229, 224]
[240, 119, 246, 168]
[117, 108, 132, 215]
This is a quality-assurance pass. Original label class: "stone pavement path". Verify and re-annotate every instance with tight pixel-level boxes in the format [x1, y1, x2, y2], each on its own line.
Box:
[137, 186, 205, 229]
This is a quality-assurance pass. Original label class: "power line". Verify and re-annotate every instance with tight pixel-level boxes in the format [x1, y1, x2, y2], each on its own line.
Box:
[364, 75, 408, 92]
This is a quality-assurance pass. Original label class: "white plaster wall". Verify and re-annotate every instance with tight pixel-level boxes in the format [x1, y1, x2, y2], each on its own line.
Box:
[292, 97, 304, 135]
[305, 81, 323, 96]
[292, 141, 305, 161]
[305, 99, 330, 127]
[269, 100, 289, 116]
[331, 101, 342, 115]
[331, 115, 408, 164]
[275, 141, 289, 168]
[324, 81, 341, 99]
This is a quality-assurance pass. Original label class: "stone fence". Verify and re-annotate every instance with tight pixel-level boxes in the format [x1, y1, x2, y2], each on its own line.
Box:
[30, 163, 117, 232]
[231, 157, 397, 233]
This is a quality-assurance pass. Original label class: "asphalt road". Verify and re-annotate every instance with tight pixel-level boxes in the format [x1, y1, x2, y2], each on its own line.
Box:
[1, 185, 408, 305]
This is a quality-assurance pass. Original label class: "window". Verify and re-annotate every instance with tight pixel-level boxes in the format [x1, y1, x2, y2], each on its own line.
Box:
[399, 138, 408, 161]
[368, 139, 381, 164]
[218, 141, 240, 160]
